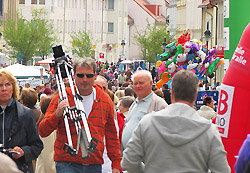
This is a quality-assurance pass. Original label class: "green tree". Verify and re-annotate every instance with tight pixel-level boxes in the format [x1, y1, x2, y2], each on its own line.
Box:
[32, 10, 57, 59]
[2, 9, 56, 64]
[70, 31, 94, 58]
[134, 22, 176, 66]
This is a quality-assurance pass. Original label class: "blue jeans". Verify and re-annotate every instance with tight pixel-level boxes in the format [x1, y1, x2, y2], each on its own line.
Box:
[56, 162, 102, 173]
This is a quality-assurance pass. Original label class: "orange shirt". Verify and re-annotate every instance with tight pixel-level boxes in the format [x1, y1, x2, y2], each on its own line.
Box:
[38, 85, 121, 169]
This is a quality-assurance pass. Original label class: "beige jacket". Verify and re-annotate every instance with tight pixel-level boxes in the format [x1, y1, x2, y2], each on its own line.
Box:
[130, 92, 168, 114]
[197, 105, 216, 120]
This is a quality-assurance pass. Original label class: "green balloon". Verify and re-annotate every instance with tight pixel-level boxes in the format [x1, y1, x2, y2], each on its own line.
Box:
[207, 57, 220, 75]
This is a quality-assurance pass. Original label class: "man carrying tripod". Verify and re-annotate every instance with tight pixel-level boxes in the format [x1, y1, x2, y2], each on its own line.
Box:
[39, 57, 121, 173]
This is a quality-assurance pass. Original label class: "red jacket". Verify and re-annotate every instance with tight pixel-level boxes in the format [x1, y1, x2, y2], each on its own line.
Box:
[38, 84, 121, 169]
[117, 112, 126, 143]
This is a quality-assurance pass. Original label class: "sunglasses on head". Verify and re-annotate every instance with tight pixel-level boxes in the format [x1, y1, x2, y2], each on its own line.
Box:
[76, 73, 95, 78]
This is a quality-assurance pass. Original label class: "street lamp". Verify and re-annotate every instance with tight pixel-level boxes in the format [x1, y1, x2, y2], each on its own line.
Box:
[204, 21, 211, 90]
[121, 40, 125, 61]
[204, 21, 211, 55]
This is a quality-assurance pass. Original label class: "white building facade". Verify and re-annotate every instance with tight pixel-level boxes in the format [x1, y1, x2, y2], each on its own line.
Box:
[18, 0, 128, 63]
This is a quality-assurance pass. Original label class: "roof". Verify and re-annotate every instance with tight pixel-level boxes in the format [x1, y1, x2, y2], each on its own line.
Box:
[198, 0, 216, 8]
[210, 0, 223, 2]
[134, 0, 166, 23]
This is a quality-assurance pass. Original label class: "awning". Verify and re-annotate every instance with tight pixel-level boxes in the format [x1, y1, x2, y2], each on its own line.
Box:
[198, 0, 216, 8]
[1, 64, 50, 79]
[36, 57, 54, 64]
[120, 60, 133, 64]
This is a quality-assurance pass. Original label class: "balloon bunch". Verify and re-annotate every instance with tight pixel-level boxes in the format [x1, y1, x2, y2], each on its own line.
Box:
[155, 40, 224, 89]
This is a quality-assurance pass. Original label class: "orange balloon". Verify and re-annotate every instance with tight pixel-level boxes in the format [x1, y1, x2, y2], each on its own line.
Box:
[155, 72, 171, 89]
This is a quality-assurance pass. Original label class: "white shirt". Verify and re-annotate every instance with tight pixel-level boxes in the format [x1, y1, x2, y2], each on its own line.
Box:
[80, 87, 96, 118]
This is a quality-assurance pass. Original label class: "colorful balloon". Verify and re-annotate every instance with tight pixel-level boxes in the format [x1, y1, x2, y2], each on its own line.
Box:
[184, 41, 192, 53]
[156, 60, 162, 67]
[207, 57, 220, 75]
[157, 37, 223, 85]
[155, 72, 171, 89]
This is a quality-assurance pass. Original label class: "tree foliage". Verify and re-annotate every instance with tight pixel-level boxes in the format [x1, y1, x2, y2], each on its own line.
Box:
[32, 10, 57, 59]
[70, 31, 94, 58]
[134, 22, 176, 64]
[2, 9, 56, 64]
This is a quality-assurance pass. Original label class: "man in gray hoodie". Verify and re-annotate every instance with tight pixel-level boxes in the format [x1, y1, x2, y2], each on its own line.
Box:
[121, 70, 230, 173]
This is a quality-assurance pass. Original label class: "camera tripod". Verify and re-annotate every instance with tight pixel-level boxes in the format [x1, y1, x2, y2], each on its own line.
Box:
[51, 45, 98, 159]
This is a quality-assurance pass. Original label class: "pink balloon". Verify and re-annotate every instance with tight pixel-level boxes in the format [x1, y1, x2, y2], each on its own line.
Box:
[158, 61, 167, 74]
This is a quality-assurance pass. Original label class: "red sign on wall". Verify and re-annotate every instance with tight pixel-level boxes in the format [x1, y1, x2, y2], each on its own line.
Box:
[213, 46, 224, 58]
[99, 53, 104, 59]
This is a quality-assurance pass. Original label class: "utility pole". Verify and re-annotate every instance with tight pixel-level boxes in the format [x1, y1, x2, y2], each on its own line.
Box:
[63, 0, 66, 43]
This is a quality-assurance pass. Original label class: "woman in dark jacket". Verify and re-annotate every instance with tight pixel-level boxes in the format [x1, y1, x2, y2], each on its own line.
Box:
[0, 70, 43, 173]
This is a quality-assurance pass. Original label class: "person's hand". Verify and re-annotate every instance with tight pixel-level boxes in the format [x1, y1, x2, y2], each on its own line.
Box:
[10, 146, 24, 159]
[55, 99, 69, 118]
[112, 168, 120, 173]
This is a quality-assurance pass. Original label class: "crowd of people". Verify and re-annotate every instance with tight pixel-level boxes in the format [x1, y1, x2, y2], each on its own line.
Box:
[0, 57, 247, 173]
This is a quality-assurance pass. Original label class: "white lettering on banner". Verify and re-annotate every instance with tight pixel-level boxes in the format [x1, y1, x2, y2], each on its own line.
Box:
[216, 84, 235, 138]
[232, 47, 247, 66]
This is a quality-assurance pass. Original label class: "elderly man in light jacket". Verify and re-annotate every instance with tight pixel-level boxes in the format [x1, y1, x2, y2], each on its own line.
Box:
[122, 70, 168, 148]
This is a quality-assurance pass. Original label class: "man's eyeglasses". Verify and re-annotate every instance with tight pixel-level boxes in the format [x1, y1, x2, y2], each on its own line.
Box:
[76, 73, 95, 78]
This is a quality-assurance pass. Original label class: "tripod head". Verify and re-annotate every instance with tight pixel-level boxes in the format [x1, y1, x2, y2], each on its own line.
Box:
[52, 45, 72, 79]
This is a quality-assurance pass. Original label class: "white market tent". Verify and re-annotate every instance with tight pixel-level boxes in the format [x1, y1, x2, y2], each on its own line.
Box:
[0, 64, 50, 79]
[120, 60, 133, 64]
[36, 57, 54, 64]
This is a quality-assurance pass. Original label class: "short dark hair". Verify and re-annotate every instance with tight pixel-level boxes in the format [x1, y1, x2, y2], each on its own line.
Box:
[171, 70, 198, 103]
[125, 87, 134, 96]
[20, 88, 38, 108]
[120, 96, 135, 108]
[162, 83, 168, 89]
[203, 96, 212, 106]
[154, 89, 164, 98]
[40, 95, 54, 114]
[36, 85, 42, 89]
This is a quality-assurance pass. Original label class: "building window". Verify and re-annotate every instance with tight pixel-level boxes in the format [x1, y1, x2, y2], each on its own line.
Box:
[31, 0, 37, 4]
[19, 0, 25, 4]
[177, 0, 186, 6]
[0, 0, 2, 16]
[108, 0, 114, 10]
[39, 0, 45, 5]
[108, 22, 114, 33]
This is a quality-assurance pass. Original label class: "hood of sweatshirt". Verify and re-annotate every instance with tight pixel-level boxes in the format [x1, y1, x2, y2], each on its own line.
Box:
[150, 103, 212, 147]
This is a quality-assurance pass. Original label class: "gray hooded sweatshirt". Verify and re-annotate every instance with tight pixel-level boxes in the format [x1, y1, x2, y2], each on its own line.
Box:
[121, 103, 230, 173]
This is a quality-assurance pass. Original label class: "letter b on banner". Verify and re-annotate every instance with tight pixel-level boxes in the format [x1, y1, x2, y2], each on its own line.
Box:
[217, 84, 235, 138]
[218, 90, 229, 115]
